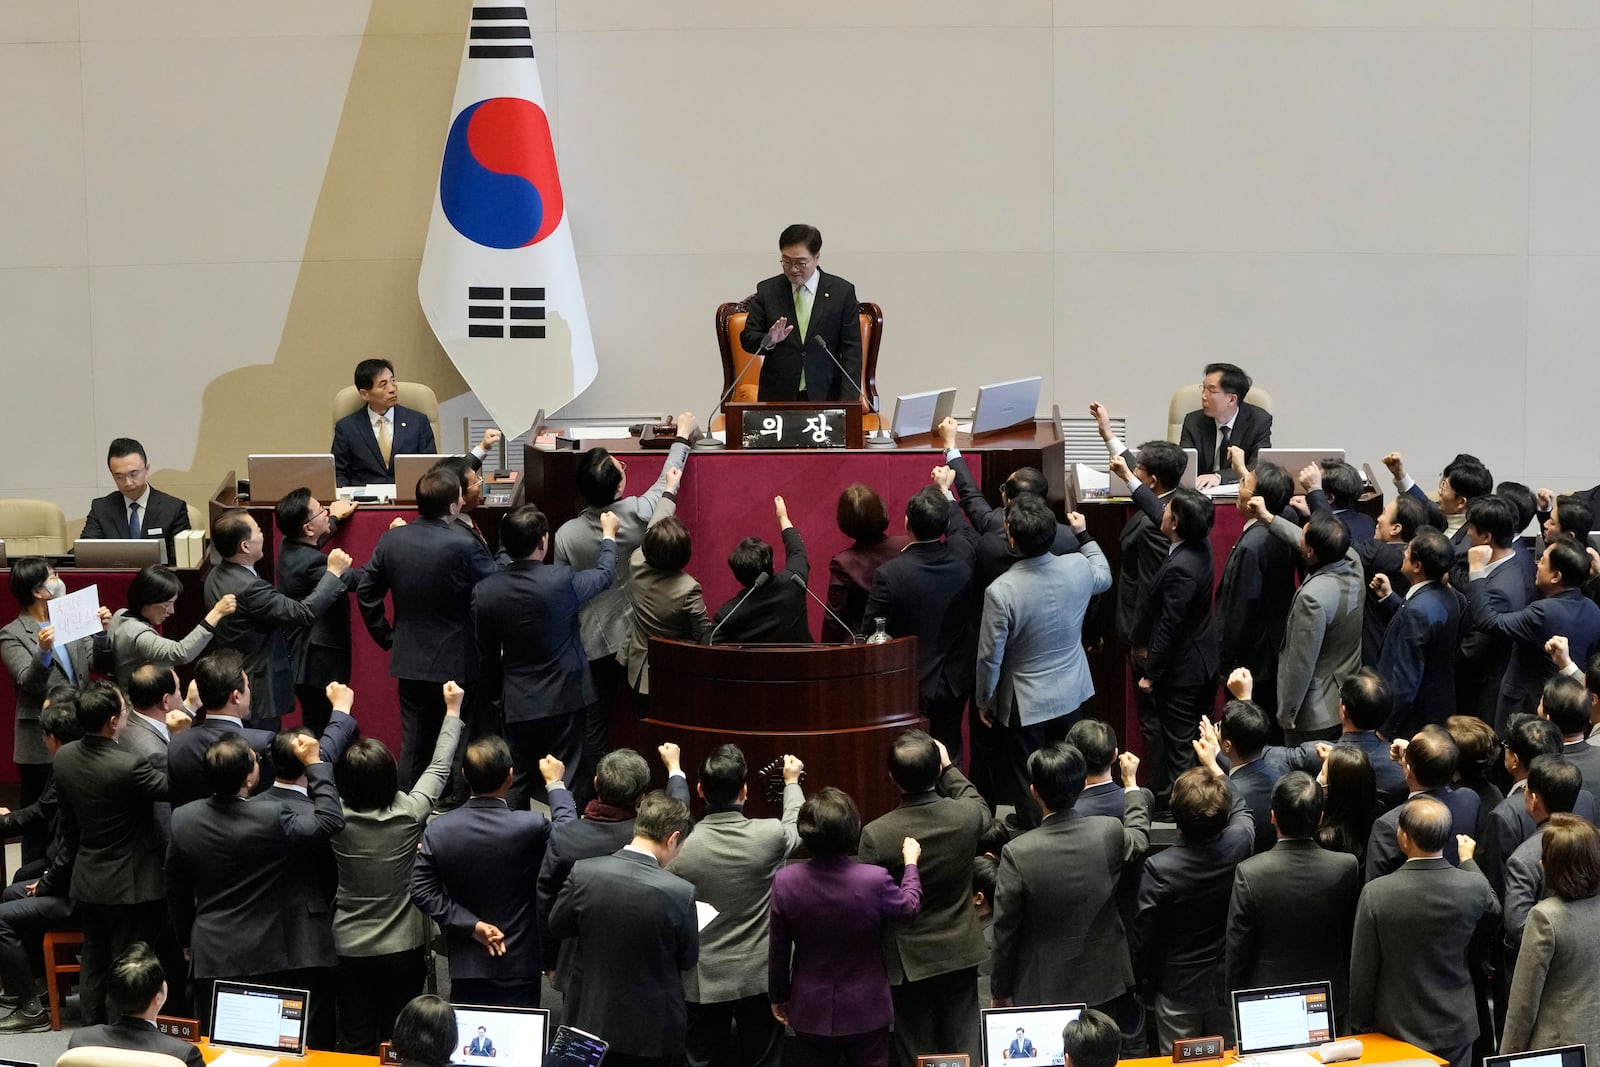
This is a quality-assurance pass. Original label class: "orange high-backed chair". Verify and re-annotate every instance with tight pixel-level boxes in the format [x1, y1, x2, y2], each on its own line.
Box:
[713, 299, 883, 432]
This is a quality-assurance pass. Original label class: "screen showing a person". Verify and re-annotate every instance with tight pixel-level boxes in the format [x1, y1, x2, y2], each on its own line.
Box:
[544, 1025, 609, 1067]
[450, 1004, 549, 1066]
[1489, 1046, 1589, 1067]
[210, 983, 309, 1054]
[1234, 984, 1333, 1055]
[981, 1004, 1084, 1066]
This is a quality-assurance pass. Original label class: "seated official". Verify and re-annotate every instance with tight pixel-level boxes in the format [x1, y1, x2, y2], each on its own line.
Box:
[825, 483, 909, 642]
[331, 358, 501, 488]
[1182, 363, 1272, 489]
[711, 496, 811, 643]
[80, 437, 192, 563]
[107, 563, 235, 692]
[739, 223, 862, 402]
[66, 941, 205, 1067]
[392, 994, 458, 1067]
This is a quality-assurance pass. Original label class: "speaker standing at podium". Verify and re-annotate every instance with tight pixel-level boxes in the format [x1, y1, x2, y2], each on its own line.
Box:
[739, 223, 862, 402]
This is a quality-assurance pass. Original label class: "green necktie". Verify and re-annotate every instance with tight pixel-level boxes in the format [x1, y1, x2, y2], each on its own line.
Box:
[794, 285, 812, 393]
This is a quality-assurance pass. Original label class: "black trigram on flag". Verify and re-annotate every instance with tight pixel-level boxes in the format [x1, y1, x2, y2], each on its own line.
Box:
[468, 287, 546, 339]
[469, 6, 533, 60]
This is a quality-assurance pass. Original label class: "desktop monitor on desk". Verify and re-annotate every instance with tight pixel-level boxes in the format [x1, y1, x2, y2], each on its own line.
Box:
[1486, 1046, 1587, 1067]
[980, 1002, 1084, 1066]
[209, 980, 310, 1059]
[248, 454, 336, 503]
[73, 538, 163, 568]
[450, 1003, 549, 1067]
[1232, 980, 1335, 1058]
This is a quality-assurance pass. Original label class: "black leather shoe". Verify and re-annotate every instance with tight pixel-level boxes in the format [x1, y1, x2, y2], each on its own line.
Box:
[0, 1003, 49, 1032]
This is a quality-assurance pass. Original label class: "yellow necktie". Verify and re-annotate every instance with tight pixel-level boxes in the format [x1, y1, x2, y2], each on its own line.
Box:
[794, 285, 812, 393]
[378, 415, 392, 465]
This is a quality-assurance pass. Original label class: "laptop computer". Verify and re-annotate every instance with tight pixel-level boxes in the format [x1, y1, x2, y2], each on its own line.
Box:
[393, 453, 446, 505]
[208, 980, 310, 1061]
[450, 1002, 549, 1066]
[1232, 981, 1335, 1061]
[979, 1002, 1085, 1066]
[889, 388, 958, 440]
[1109, 448, 1199, 496]
[545, 1025, 609, 1066]
[971, 376, 1042, 435]
[247, 454, 336, 503]
[73, 538, 163, 568]
[1256, 449, 1346, 493]
[1485, 1045, 1587, 1067]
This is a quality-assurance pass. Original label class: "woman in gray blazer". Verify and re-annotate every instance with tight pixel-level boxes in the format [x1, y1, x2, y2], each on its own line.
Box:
[1503, 813, 1600, 1063]
[619, 491, 712, 699]
[106, 564, 236, 691]
[330, 681, 465, 1054]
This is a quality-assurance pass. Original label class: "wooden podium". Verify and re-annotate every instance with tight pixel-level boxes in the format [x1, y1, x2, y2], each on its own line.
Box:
[639, 636, 924, 821]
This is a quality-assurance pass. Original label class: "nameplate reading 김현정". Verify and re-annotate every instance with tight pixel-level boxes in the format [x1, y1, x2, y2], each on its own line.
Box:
[740, 408, 848, 449]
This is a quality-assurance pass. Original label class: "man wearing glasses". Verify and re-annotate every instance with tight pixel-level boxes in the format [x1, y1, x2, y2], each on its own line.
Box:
[1182, 363, 1273, 490]
[274, 489, 362, 735]
[80, 437, 193, 564]
[739, 223, 863, 402]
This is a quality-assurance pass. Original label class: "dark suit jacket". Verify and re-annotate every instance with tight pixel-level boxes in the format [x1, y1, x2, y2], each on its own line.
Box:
[825, 534, 909, 641]
[1352, 538, 1410, 666]
[1564, 739, 1600, 791]
[740, 271, 863, 402]
[1216, 520, 1297, 703]
[1349, 857, 1500, 1052]
[1133, 522, 1218, 688]
[1226, 838, 1360, 1022]
[166, 762, 345, 978]
[263, 710, 360, 902]
[80, 487, 191, 564]
[550, 848, 699, 1057]
[1229, 750, 1294, 855]
[1179, 402, 1273, 482]
[1288, 730, 1408, 811]
[1115, 479, 1176, 648]
[277, 536, 359, 686]
[166, 717, 277, 808]
[475, 548, 616, 723]
[710, 527, 812, 642]
[1132, 795, 1255, 1003]
[1365, 786, 1481, 880]
[947, 454, 1081, 594]
[51, 734, 167, 905]
[862, 500, 979, 706]
[1471, 587, 1600, 723]
[411, 791, 576, 980]
[358, 517, 498, 682]
[991, 791, 1151, 1006]
[1373, 582, 1462, 737]
[205, 560, 347, 724]
[332, 403, 436, 488]
[69, 1018, 206, 1067]
[1457, 558, 1532, 722]
[1479, 787, 1597, 898]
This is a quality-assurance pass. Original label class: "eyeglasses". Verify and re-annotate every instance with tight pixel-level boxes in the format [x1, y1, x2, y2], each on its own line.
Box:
[309, 507, 329, 524]
[779, 257, 814, 270]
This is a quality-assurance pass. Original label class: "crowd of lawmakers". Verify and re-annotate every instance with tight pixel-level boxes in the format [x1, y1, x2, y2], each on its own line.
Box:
[6, 357, 1600, 1067]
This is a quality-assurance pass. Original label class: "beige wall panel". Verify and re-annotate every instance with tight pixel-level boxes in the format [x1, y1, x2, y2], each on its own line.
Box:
[1054, 1, 1527, 28]
[1054, 27, 1529, 254]
[1053, 252, 1528, 494]
[557, 0, 1050, 31]
[0, 43, 86, 269]
[557, 27, 1053, 256]
[1535, 1, 1600, 27]
[0, 1, 78, 43]
[1531, 31, 1600, 254]
[1526, 257, 1600, 489]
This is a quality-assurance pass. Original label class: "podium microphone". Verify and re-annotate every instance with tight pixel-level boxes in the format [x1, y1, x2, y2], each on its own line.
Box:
[708, 572, 769, 644]
[786, 571, 860, 643]
[698, 336, 769, 451]
[816, 337, 894, 448]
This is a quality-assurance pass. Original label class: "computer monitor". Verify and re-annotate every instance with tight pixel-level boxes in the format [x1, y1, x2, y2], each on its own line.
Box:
[393, 453, 446, 504]
[889, 388, 958, 440]
[1256, 449, 1346, 494]
[1109, 447, 1199, 496]
[73, 538, 163, 568]
[1485, 1045, 1587, 1067]
[545, 1025, 609, 1066]
[971, 376, 1042, 435]
[979, 1002, 1084, 1066]
[450, 1003, 549, 1067]
[1231, 981, 1335, 1057]
[247, 454, 336, 503]
[208, 980, 310, 1058]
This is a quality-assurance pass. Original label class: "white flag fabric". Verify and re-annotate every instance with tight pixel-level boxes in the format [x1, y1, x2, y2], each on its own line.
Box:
[418, 4, 595, 438]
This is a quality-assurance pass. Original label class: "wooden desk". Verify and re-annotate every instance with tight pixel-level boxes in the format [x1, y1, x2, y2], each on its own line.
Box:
[1121, 1033, 1443, 1067]
[200, 1040, 374, 1066]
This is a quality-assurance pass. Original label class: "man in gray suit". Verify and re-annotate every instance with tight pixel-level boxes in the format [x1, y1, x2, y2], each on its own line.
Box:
[991, 743, 1150, 1055]
[1254, 505, 1363, 745]
[977, 497, 1112, 828]
[204, 508, 353, 734]
[1349, 797, 1500, 1067]
[121, 665, 190, 845]
[668, 745, 802, 1067]
[859, 731, 991, 1067]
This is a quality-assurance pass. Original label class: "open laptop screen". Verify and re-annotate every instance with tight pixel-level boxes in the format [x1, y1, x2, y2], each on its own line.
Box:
[1486, 1046, 1587, 1067]
[209, 981, 309, 1057]
[979, 1003, 1085, 1066]
[449, 1003, 548, 1066]
[1232, 982, 1334, 1056]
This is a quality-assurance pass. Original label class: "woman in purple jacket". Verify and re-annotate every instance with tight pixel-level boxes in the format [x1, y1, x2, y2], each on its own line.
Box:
[769, 787, 923, 1066]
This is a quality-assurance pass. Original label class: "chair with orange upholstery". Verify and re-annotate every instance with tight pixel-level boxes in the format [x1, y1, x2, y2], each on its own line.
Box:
[713, 299, 884, 432]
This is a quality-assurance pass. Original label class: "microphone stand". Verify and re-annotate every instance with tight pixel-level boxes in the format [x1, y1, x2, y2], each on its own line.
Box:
[707, 572, 770, 644]
[786, 571, 860, 644]
[698, 333, 770, 451]
[815, 336, 893, 448]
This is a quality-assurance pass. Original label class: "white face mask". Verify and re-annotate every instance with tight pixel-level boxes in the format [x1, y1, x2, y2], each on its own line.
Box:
[42, 578, 66, 600]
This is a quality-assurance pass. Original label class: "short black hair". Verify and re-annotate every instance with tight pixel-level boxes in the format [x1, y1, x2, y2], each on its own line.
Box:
[211, 509, 255, 558]
[1005, 495, 1056, 558]
[1341, 669, 1392, 731]
[1027, 742, 1088, 813]
[778, 223, 822, 256]
[464, 736, 512, 795]
[1505, 713, 1564, 767]
[1066, 718, 1117, 775]
[106, 942, 165, 1019]
[7, 556, 49, 607]
[126, 564, 184, 620]
[107, 437, 148, 465]
[1303, 513, 1352, 567]
[500, 504, 550, 560]
[1135, 440, 1187, 492]
[127, 664, 177, 711]
[1398, 795, 1452, 853]
[1204, 363, 1252, 400]
[595, 749, 651, 807]
[1496, 481, 1537, 533]
[728, 537, 774, 587]
[353, 358, 395, 392]
[836, 484, 889, 542]
[1528, 755, 1584, 815]
[336, 738, 399, 813]
[1392, 495, 1432, 540]
[271, 726, 317, 780]
[1002, 467, 1048, 501]
[205, 733, 257, 796]
[1404, 726, 1459, 790]
[634, 790, 694, 845]
[888, 729, 940, 793]
[392, 994, 456, 1067]
[1445, 462, 1494, 500]
[194, 650, 247, 712]
[274, 487, 316, 538]
[1250, 462, 1294, 517]
[905, 485, 950, 542]
[1220, 699, 1270, 760]
[1167, 486, 1214, 544]
[1543, 675, 1591, 736]
[1546, 538, 1592, 587]
[415, 469, 462, 520]
[798, 786, 860, 857]
[642, 515, 693, 571]
[429, 454, 481, 496]
[40, 700, 84, 745]
[1320, 461, 1364, 508]
[74, 681, 123, 733]
[697, 744, 748, 806]
[1554, 495, 1596, 539]
[575, 448, 623, 508]
[1272, 771, 1323, 838]
[1171, 767, 1232, 838]
[1406, 526, 1454, 582]
[1063, 1008, 1123, 1067]
[1466, 495, 1519, 548]
[973, 853, 998, 903]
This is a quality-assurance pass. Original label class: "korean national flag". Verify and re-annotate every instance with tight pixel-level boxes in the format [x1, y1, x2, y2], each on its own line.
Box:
[418, 4, 596, 437]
